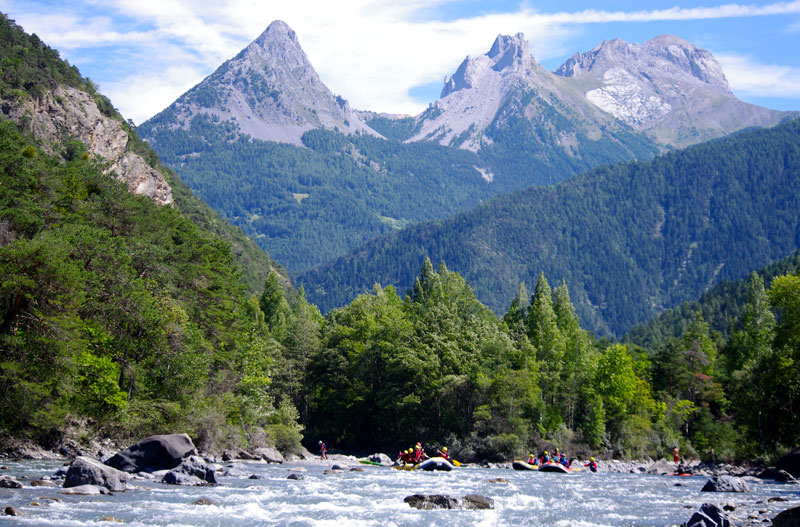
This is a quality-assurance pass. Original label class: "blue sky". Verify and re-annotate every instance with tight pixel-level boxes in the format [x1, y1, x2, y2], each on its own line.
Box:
[2, 0, 799, 123]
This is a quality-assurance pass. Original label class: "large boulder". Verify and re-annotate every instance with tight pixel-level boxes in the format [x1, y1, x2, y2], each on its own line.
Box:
[777, 448, 800, 478]
[64, 456, 128, 492]
[681, 503, 731, 527]
[368, 453, 392, 466]
[106, 434, 197, 473]
[772, 505, 800, 527]
[701, 476, 750, 493]
[647, 459, 677, 475]
[162, 471, 204, 486]
[462, 495, 494, 510]
[253, 446, 284, 464]
[60, 484, 110, 495]
[0, 475, 22, 488]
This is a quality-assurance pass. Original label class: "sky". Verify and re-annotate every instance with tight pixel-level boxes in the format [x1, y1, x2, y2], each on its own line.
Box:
[2, 0, 800, 124]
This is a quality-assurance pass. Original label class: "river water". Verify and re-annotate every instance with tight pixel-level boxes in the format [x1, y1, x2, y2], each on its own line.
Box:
[1, 459, 798, 526]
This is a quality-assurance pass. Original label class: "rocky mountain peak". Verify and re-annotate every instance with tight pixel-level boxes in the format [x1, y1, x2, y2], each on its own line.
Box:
[141, 20, 376, 146]
[441, 32, 534, 98]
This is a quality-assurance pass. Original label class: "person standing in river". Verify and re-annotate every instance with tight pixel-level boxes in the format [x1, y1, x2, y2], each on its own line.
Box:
[319, 440, 328, 460]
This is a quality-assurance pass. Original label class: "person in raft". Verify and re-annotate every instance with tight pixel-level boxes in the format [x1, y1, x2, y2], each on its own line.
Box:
[435, 446, 450, 460]
[673, 447, 680, 463]
[539, 450, 551, 465]
[585, 457, 598, 472]
[527, 453, 538, 465]
[318, 440, 328, 460]
[558, 452, 569, 467]
[413, 443, 428, 463]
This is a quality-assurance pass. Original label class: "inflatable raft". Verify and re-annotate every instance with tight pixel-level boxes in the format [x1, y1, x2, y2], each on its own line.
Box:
[512, 461, 539, 471]
[418, 457, 455, 471]
[539, 462, 572, 473]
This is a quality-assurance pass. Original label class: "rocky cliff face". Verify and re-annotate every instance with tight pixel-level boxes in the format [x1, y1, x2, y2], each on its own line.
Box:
[142, 20, 376, 146]
[5, 85, 173, 205]
[554, 35, 795, 146]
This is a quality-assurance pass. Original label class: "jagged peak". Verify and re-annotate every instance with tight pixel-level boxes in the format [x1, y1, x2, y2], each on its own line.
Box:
[441, 32, 533, 98]
[645, 34, 694, 48]
[254, 20, 299, 47]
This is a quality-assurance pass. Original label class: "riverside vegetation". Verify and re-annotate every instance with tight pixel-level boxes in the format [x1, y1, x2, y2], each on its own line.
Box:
[1, 14, 798, 463]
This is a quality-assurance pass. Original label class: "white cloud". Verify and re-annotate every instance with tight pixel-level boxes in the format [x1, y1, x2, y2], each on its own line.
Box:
[5, 0, 800, 120]
[717, 53, 800, 99]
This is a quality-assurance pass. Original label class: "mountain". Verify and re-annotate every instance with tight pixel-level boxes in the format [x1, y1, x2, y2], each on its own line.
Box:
[409, 32, 660, 187]
[554, 35, 794, 147]
[142, 20, 375, 146]
[297, 118, 800, 337]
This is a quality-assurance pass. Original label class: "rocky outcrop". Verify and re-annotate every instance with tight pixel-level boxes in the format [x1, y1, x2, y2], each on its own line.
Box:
[4, 86, 172, 205]
[63, 456, 128, 491]
[701, 476, 750, 493]
[646, 459, 676, 475]
[777, 447, 800, 478]
[681, 503, 731, 527]
[0, 475, 23, 488]
[403, 494, 494, 510]
[60, 484, 110, 495]
[106, 434, 197, 473]
[368, 453, 392, 465]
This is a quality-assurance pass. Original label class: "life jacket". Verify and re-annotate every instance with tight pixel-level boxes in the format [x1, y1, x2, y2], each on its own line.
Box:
[586, 461, 597, 472]
[528, 457, 537, 465]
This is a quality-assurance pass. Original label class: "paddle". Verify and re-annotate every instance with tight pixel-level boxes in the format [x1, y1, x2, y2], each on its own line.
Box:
[451, 459, 461, 467]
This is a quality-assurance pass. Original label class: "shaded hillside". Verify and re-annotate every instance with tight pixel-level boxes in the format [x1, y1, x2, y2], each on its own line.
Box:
[625, 249, 800, 348]
[298, 119, 800, 337]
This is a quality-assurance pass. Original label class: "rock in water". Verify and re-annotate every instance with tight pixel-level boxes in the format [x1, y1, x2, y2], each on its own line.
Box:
[778, 449, 800, 478]
[193, 498, 217, 506]
[369, 453, 392, 465]
[60, 484, 110, 495]
[647, 459, 676, 475]
[64, 456, 128, 492]
[106, 434, 197, 473]
[462, 495, 494, 510]
[0, 476, 23, 488]
[681, 503, 731, 527]
[253, 446, 284, 464]
[404, 494, 460, 510]
[287, 473, 304, 480]
[161, 456, 217, 485]
[776, 470, 797, 483]
[772, 505, 800, 527]
[701, 476, 750, 493]
[162, 471, 205, 486]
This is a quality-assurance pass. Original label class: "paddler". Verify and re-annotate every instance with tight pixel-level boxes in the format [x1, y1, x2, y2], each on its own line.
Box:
[435, 446, 450, 460]
[585, 456, 598, 472]
[413, 442, 427, 463]
[527, 453, 537, 465]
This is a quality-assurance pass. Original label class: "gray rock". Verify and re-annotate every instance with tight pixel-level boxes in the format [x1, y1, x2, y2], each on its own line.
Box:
[106, 434, 197, 473]
[287, 473, 304, 480]
[64, 456, 128, 492]
[647, 459, 677, 475]
[681, 503, 731, 527]
[162, 471, 205, 486]
[52, 466, 68, 478]
[30, 479, 58, 487]
[404, 494, 460, 510]
[299, 446, 315, 460]
[4, 506, 22, 516]
[0, 475, 22, 488]
[368, 453, 392, 465]
[701, 476, 750, 493]
[193, 497, 217, 506]
[330, 464, 347, 471]
[777, 447, 800, 478]
[486, 478, 509, 484]
[462, 494, 494, 510]
[60, 484, 110, 495]
[254, 446, 284, 464]
[236, 450, 261, 460]
[222, 467, 248, 477]
[772, 505, 800, 527]
[164, 457, 217, 485]
[776, 470, 797, 483]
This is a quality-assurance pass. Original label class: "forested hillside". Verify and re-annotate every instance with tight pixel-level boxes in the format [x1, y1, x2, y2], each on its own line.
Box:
[139, 116, 495, 272]
[0, 14, 304, 449]
[299, 119, 800, 337]
[626, 249, 800, 348]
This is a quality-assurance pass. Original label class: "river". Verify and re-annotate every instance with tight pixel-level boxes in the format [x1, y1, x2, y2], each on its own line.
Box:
[1, 459, 798, 526]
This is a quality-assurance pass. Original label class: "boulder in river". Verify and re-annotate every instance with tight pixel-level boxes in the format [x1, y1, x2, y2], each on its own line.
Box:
[64, 456, 128, 492]
[647, 459, 676, 475]
[253, 446, 284, 464]
[462, 495, 494, 510]
[106, 434, 197, 473]
[60, 484, 110, 495]
[772, 505, 800, 527]
[0, 475, 23, 488]
[403, 494, 495, 510]
[30, 479, 58, 487]
[368, 453, 392, 465]
[701, 475, 750, 493]
[777, 447, 800, 478]
[193, 497, 217, 506]
[681, 503, 731, 527]
[4, 506, 22, 516]
[287, 473, 304, 480]
[776, 470, 797, 483]
[404, 494, 460, 510]
[161, 456, 217, 485]
[162, 471, 205, 486]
